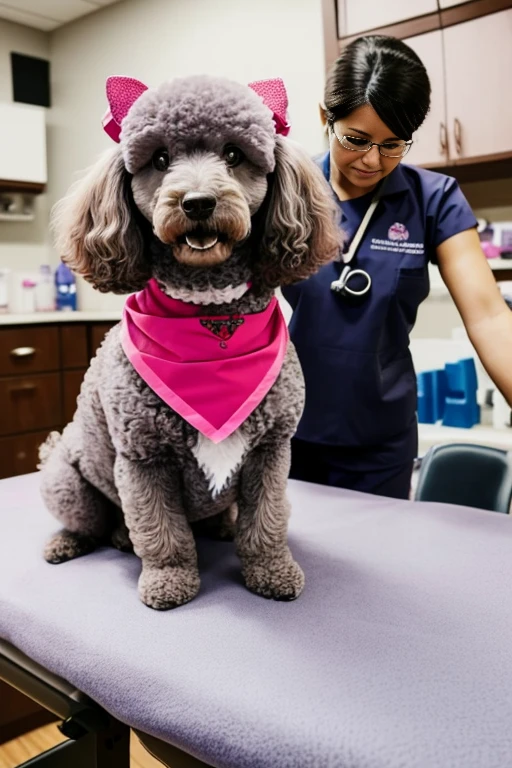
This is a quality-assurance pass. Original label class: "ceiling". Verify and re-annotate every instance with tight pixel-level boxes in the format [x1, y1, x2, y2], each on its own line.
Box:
[0, 0, 123, 31]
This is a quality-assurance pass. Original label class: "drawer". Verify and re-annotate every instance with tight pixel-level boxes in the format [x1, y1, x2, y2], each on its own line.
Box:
[0, 325, 60, 376]
[0, 429, 53, 478]
[89, 322, 117, 358]
[60, 324, 88, 369]
[0, 373, 62, 436]
[63, 368, 86, 424]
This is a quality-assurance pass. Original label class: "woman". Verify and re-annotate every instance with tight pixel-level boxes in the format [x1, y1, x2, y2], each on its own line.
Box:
[283, 35, 512, 499]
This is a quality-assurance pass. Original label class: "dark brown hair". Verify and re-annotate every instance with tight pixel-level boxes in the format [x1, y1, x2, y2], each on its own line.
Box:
[324, 35, 431, 141]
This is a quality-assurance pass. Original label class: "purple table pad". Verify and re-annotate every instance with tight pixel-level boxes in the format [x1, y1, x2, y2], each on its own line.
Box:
[1, 472, 512, 768]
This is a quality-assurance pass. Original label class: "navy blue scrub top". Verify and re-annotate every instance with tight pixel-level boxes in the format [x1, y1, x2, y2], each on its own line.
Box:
[282, 151, 477, 447]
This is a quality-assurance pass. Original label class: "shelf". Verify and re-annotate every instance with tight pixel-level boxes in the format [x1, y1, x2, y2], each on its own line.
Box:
[0, 213, 35, 222]
[0, 180, 45, 195]
[427, 260, 512, 298]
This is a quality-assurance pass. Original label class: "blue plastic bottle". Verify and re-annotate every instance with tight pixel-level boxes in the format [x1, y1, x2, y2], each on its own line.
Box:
[55, 262, 77, 311]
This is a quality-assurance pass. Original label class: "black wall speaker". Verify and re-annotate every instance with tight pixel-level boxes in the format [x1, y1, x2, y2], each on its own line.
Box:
[10, 52, 51, 108]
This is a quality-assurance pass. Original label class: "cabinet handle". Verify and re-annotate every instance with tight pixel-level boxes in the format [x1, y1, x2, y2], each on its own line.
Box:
[10, 346, 36, 358]
[439, 122, 448, 156]
[454, 118, 463, 155]
[9, 383, 37, 394]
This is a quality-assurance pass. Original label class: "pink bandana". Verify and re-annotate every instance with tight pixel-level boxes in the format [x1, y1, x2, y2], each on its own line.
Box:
[121, 279, 289, 443]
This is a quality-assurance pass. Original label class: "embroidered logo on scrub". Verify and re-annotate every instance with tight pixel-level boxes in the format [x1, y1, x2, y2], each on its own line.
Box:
[200, 317, 245, 348]
[371, 222, 424, 256]
[388, 222, 409, 241]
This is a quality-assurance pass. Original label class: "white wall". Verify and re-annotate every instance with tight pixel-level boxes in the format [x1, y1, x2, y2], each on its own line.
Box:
[0, 19, 52, 272]
[48, 0, 326, 310]
[0, 19, 49, 102]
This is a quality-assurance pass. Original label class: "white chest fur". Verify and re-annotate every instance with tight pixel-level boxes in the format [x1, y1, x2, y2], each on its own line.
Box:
[192, 430, 249, 496]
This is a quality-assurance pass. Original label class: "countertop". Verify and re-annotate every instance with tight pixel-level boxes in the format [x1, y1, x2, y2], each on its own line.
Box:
[418, 421, 512, 452]
[0, 310, 122, 326]
[487, 258, 512, 271]
[418, 404, 512, 454]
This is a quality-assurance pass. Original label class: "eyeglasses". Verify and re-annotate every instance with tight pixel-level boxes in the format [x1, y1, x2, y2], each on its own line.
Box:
[332, 126, 413, 158]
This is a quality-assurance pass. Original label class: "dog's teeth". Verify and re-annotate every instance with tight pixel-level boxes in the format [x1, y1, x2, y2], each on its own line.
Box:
[185, 235, 218, 251]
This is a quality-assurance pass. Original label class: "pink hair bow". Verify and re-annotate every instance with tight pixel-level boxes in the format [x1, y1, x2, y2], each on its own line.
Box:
[102, 76, 148, 142]
[248, 78, 290, 136]
[102, 75, 291, 142]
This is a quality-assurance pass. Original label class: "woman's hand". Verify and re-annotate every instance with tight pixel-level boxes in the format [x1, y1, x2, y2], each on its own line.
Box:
[437, 227, 512, 406]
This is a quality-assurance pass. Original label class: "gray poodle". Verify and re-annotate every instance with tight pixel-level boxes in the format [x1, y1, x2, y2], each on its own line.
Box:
[39, 75, 340, 610]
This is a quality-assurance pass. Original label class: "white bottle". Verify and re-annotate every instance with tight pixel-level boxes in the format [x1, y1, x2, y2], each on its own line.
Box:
[20, 279, 37, 313]
[492, 389, 512, 430]
[0, 269, 9, 313]
[35, 264, 55, 312]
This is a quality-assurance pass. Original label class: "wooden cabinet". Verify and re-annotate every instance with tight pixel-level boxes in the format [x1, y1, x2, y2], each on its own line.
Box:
[404, 30, 447, 167]
[339, 0, 437, 36]
[60, 324, 88, 369]
[63, 369, 87, 424]
[444, 9, 512, 160]
[0, 430, 54, 478]
[0, 373, 62, 436]
[0, 326, 60, 376]
[405, 9, 512, 169]
[0, 320, 117, 479]
[90, 322, 117, 357]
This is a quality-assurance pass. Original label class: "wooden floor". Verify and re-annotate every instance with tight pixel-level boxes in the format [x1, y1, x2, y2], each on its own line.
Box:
[0, 723, 164, 768]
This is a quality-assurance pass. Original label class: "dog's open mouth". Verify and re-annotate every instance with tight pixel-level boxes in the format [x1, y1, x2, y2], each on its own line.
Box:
[182, 230, 222, 251]
[174, 230, 233, 267]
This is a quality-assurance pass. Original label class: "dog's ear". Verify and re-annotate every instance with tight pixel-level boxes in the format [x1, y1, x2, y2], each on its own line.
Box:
[51, 148, 151, 294]
[255, 137, 342, 289]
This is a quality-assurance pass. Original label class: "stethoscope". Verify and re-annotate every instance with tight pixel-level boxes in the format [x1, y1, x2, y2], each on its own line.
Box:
[330, 177, 388, 301]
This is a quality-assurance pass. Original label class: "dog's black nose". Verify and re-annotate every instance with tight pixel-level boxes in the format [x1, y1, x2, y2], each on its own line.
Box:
[181, 193, 216, 221]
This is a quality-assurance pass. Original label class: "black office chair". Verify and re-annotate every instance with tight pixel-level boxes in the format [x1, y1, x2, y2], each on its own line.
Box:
[415, 443, 512, 514]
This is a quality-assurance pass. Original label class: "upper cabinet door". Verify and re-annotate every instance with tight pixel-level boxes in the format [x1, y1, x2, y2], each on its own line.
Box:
[403, 30, 449, 167]
[339, 0, 438, 37]
[444, 9, 512, 159]
[0, 103, 47, 184]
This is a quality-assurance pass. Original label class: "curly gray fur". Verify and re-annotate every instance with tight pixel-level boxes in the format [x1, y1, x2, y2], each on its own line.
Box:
[41, 74, 342, 609]
[121, 76, 277, 175]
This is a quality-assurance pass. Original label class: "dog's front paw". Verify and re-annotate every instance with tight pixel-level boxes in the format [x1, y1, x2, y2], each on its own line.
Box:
[139, 565, 200, 610]
[242, 555, 305, 602]
[44, 531, 97, 564]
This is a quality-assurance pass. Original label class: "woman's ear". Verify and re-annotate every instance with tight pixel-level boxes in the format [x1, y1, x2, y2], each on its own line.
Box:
[319, 102, 328, 130]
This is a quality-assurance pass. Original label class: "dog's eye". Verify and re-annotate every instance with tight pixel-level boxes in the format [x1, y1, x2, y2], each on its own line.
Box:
[223, 145, 244, 168]
[152, 149, 170, 172]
